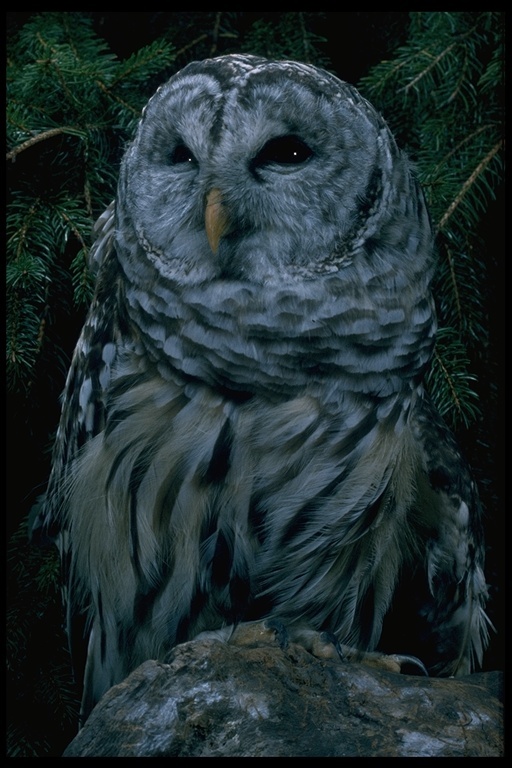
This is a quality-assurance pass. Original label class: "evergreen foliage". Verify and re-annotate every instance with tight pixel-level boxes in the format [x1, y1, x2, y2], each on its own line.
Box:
[6, 12, 503, 756]
[358, 11, 504, 428]
[6, 12, 176, 399]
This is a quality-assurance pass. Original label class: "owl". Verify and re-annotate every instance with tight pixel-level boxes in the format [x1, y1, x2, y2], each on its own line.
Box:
[34, 54, 492, 723]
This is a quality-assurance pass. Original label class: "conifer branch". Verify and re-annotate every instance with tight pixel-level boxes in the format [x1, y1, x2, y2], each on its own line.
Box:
[431, 124, 493, 176]
[437, 139, 503, 231]
[210, 13, 222, 55]
[402, 24, 478, 94]
[94, 79, 140, 115]
[444, 247, 463, 324]
[433, 346, 463, 418]
[6, 127, 80, 161]
[175, 34, 209, 59]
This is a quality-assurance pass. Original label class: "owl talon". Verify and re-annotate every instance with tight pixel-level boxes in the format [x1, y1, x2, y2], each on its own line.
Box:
[286, 631, 427, 674]
[338, 646, 429, 676]
[392, 654, 429, 676]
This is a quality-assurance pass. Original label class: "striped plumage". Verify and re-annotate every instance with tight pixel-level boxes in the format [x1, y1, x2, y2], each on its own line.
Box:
[35, 54, 491, 722]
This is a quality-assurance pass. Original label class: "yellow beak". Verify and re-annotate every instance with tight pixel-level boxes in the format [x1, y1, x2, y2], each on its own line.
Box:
[205, 188, 230, 254]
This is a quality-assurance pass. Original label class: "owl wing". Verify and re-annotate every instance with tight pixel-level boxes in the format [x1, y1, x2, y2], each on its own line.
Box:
[381, 391, 491, 676]
[29, 202, 122, 690]
[31, 202, 118, 541]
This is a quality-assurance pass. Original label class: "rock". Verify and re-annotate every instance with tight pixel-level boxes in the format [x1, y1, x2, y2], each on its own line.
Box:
[63, 629, 503, 757]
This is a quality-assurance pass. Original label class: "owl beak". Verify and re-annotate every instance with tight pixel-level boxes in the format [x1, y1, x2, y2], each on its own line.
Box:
[205, 188, 230, 254]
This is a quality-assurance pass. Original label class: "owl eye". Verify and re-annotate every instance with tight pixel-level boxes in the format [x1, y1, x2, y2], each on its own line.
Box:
[169, 143, 196, 165]
[252, 135, 313, 169]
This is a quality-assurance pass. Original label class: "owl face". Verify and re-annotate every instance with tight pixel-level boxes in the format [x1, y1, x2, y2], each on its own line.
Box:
[118, 54, 424, 290]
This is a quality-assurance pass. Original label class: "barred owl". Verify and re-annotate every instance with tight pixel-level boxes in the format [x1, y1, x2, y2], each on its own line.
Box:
[34, 54, 492, 722]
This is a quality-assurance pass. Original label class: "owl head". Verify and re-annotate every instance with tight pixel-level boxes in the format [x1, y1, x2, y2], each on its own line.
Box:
[112, 54, 436, 398]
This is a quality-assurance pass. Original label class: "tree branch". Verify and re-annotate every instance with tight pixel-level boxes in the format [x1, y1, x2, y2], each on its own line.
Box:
[6, 127, 80, 162]
[437, 139, 503, 231]
[210, 12, 222, 56]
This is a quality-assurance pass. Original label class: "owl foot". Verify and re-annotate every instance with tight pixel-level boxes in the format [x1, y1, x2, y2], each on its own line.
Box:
[280, 626, 429, 676]
[338, 646, 429, 676]
[194, 621, 427, 675]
